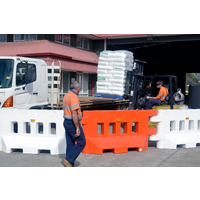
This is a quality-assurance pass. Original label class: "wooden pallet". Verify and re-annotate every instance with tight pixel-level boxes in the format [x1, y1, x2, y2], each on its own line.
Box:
[59, 96, 129, 110]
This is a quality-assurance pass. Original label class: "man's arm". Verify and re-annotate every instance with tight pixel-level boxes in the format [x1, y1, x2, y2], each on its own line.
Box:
[72, 110, 80, 137]
[146, 96, 158, 100]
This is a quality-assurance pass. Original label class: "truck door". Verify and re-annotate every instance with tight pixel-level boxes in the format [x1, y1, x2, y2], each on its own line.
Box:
[14, 62, 38, 108]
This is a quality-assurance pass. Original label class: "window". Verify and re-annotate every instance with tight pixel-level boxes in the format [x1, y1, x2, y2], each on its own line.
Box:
[0, 34, 6, 43]
[26, 64, 36, 83]
[14, 34, 37, 41]
[77, 36, 89, 50]
[63, 34, 70, 45]
[55, 34, 62, 43]
[15, 34, 25, 41]
[76, 73, 88, 97]
[0, 59, 14, 88]
[26, 34, 37, 41]
[60, 72, 88, 97]
[16, 63, 36, 86]
[55, 34, 70, 45]
[83, 38, 89, 49]
[77, 37, 83, 48]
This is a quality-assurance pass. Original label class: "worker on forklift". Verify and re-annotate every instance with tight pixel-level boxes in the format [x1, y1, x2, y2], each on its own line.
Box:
[145, 80, 169, 109]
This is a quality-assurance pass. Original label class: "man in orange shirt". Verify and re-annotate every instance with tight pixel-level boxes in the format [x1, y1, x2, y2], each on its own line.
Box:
[61, 81, 86, 167]
[145, 80, 169, 109]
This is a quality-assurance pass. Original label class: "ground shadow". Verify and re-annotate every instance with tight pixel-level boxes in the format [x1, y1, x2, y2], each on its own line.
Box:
[148, 140, 157, 147]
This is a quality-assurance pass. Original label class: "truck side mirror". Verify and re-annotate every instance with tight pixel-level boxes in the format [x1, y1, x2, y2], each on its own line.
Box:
[25, 64, 32, 84]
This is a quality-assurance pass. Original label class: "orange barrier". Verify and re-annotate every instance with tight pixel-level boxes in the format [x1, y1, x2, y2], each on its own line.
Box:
[80, 110, 157, 154]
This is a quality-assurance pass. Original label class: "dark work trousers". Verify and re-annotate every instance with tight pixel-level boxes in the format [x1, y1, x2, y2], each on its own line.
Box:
[63, 119, 86, 166]
[145, 99, 161, 109]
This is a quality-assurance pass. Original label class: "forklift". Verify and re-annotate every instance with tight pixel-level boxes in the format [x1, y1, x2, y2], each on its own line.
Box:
[124, 60, 185, 110]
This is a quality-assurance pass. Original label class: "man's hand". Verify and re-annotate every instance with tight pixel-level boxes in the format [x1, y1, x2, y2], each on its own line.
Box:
[146, 96, 150, 99]
[72, 110, 81, 137]
[75, 127, 81, 137]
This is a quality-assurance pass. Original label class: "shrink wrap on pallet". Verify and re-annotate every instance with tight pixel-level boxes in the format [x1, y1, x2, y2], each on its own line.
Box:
[97, 65, 113, 70]
[97, 50, 134, 96]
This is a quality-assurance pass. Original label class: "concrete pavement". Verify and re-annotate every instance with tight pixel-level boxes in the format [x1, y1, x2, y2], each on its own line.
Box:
[1, 141, 200, 167]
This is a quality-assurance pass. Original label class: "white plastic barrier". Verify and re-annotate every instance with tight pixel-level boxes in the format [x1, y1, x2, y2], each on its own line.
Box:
[149, 109, 200, 149]
[0, 109, 66, 155]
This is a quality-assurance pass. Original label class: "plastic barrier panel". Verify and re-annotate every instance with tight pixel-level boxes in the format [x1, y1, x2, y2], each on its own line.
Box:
[0, 109, 65, 155]
[149, 109, 200, 149]
[81, 110, 157, 154]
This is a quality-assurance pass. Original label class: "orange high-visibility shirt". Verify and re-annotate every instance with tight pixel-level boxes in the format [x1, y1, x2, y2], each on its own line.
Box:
[63, 90, 82, 121]
[157, 86, 169, 101]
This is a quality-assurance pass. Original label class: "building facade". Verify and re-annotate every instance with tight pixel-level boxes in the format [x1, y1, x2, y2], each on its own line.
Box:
[2, 34, 200, 97]
[0, 34, 98, 97]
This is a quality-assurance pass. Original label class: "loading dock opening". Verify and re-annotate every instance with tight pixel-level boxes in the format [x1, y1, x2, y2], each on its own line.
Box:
[102, 36, 200, 100]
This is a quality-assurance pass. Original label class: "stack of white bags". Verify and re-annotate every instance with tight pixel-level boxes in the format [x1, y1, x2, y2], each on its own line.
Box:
[96, 50, 134, 96]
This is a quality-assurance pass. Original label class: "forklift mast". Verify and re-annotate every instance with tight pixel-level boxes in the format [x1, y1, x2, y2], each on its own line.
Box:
[124, 59, 146, 110]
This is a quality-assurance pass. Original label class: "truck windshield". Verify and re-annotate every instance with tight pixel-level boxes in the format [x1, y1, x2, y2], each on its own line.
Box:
[0, 59, 14, 88]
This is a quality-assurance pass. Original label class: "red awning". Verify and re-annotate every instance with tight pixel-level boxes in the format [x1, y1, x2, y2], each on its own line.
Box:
[0, 40, 98, 73]
[39, 56, 97, 73]
[91, 34, 141, 37]
[90, 34, 147, 39]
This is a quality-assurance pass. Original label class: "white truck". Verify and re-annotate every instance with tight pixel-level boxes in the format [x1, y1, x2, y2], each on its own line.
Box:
[0, 56, 61, 109]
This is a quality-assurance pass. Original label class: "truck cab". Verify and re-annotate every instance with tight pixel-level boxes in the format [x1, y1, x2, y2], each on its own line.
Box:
[0, 56, 48, 109]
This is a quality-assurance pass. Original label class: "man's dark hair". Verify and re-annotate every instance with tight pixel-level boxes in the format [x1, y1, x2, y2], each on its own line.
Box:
[157, 80, 163, 86]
